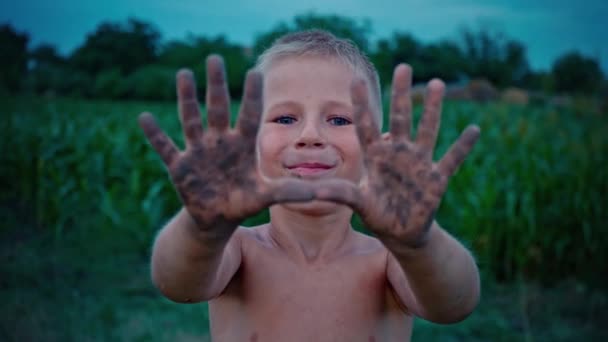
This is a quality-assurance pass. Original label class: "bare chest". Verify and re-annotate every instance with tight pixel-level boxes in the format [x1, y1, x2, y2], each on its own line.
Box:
[247, 253, 385, 317]
[209, 242, 411, 341]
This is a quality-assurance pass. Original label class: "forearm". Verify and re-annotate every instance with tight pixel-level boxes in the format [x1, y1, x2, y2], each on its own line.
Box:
[151, 207, 239, 303]
[385, 221, 480, 323]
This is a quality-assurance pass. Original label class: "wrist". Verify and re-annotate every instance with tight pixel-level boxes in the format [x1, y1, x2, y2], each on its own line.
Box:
[175, 208, 234, 250]
[380, 221, 440, 258]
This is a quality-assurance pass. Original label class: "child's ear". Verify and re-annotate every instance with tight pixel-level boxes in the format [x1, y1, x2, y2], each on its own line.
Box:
[381, 132, 392, 142]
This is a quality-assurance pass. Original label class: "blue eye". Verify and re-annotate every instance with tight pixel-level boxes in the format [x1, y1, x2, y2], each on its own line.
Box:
[274, 116, 296, 125]
[328, 116, 352, 126]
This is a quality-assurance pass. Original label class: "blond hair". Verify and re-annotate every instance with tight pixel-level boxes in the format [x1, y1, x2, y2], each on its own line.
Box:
[254, 29, 383, 127]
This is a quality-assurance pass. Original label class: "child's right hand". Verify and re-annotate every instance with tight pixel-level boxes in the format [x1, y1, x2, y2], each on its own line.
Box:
[138, 56, 316, 241]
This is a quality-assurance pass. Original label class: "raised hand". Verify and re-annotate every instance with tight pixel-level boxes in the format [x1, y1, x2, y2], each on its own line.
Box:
[315, 64, 480, 249]
[139, 56, 316, 240]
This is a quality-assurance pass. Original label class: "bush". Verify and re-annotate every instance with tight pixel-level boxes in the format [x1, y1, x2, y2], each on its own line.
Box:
[24, 65, 94, 97]
[94, 69, 130, 99]
[552, 51, 604, 95]
[126, 65, 176, 101]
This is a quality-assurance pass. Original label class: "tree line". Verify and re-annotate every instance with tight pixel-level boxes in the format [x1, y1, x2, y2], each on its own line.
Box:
[1, 13, 605, 100]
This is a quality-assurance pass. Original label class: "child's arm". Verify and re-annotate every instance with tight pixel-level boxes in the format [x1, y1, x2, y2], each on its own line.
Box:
[384, 221, 480, 323]
[139, 56, 317, 303]
[314, 65, 481, 322]
[150, 207, 243, 302]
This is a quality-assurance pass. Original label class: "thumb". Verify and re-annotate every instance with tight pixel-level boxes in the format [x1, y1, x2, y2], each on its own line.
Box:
[311, 179, 366, 215]
[258, 177, 317, 207]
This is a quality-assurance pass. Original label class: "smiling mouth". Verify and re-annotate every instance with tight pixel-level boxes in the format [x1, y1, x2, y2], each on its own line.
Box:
[286, 163, 335, 178]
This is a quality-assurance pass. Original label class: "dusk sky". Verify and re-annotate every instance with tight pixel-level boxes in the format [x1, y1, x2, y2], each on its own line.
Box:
[2, 0, 607, 72]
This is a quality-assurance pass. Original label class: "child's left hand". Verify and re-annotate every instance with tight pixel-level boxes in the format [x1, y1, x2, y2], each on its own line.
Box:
[314, 64, 480, 249]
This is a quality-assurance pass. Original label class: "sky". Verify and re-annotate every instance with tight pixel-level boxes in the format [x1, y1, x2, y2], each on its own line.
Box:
[1, 0, 607, 72]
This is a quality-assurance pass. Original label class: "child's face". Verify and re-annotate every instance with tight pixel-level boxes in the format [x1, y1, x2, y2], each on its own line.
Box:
[257, 56, 365, 210]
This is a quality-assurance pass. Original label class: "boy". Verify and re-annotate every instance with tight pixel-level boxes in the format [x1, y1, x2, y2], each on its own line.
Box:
[139, 30, 481, 341]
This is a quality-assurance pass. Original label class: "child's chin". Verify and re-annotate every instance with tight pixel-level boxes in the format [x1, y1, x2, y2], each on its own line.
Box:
[283, 200, 342, 216]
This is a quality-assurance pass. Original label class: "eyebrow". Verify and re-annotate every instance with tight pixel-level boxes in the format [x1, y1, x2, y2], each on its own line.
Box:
[266, 100, 352, 114]
[266, 100, 303, 114]
[321, 100, 352, 113]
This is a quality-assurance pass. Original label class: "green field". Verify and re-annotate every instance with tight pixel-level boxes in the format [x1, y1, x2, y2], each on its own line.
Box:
[1, 95, 607, 341]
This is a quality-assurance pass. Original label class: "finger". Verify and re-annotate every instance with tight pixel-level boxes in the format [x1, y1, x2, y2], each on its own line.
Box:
[236, 70, 263, 141]
[260, 178, 316, 206]
[437, 125, 480, 177]
[352, 78, 380, 150]
[177, 69, 203, 148]
[205, 55, 231, 132]
[138, 112, 180, 166]
[312, 178, 366, 214]
[389, 64, 413, 140]
[416, 79, 445, 158]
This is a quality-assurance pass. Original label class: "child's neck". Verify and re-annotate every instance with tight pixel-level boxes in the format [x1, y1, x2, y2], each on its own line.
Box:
[268, 203, 354, 265]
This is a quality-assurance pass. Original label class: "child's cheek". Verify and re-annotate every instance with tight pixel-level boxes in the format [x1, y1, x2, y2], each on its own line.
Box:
[256, 127, 285, 178]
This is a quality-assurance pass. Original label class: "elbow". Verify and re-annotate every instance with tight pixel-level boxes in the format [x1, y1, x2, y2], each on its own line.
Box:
[422, 299, 479, 324]
[151, 277, 209, 304]
[426, 283, 481, 324]
[151, 267, 209, 304]
[161, 293, 198, 304]
[151, 272, 186, 303]
[433, 297, 479, 324]
[437, 261, 482, 324]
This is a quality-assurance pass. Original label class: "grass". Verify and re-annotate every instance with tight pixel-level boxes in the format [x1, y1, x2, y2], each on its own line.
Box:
[1, 94, 607, 340]
[1, 227, 212, 341]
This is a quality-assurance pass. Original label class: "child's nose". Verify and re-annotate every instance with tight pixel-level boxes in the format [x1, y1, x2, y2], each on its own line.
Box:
[296, 138, 325, 148]
[295, 121, 326, 148]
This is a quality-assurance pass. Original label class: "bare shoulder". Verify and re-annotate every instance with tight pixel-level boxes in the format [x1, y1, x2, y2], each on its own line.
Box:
[344, 231, 392, 281]
[347, 230, 388, 256]
[232, 223, 274, 248]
